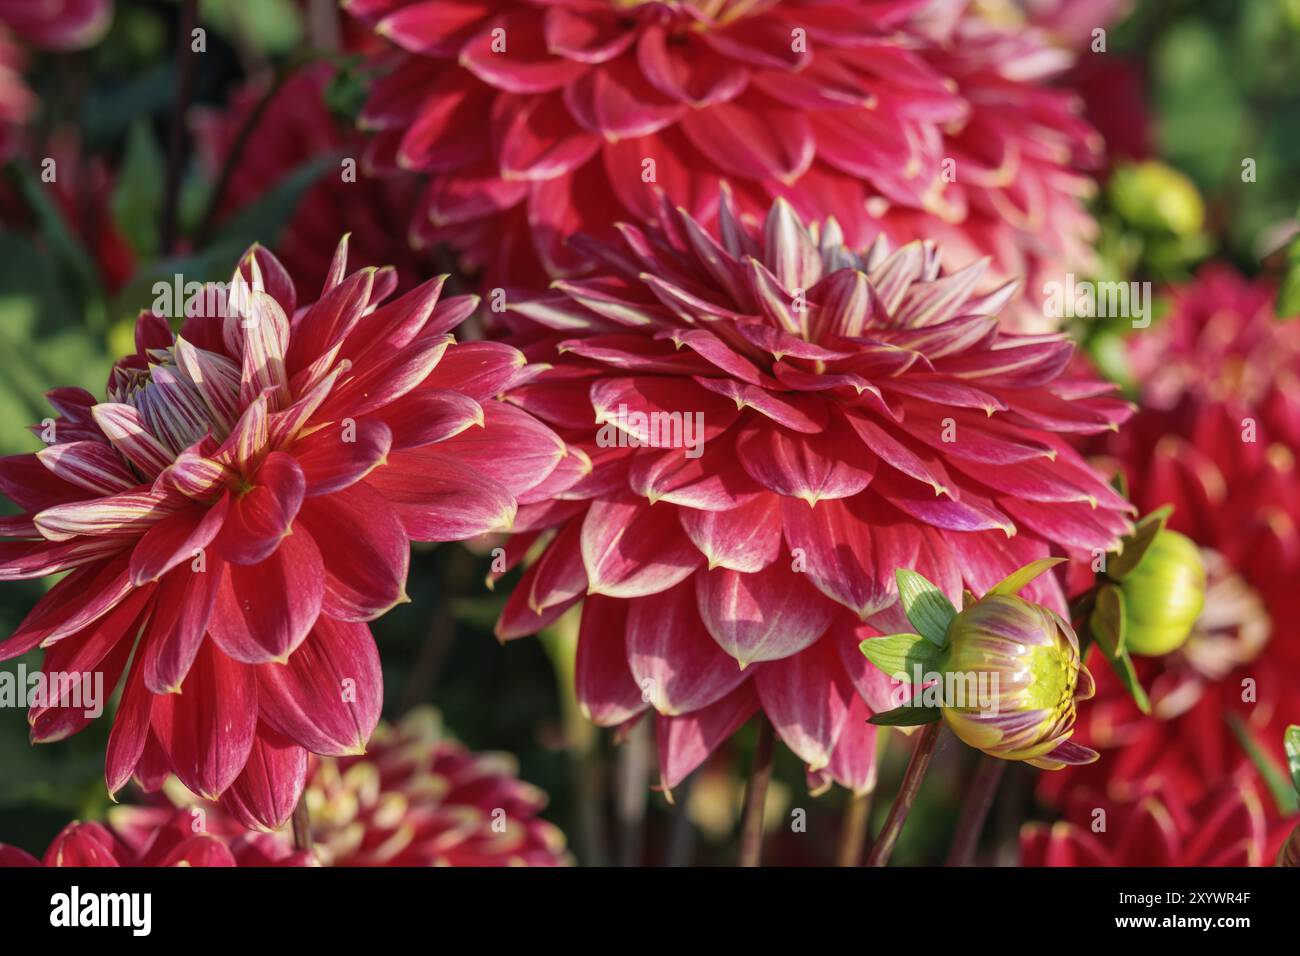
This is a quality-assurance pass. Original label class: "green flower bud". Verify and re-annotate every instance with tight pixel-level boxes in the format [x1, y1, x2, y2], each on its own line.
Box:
[1114, 529, 1205, 657]
[1108, 160, 1205, 237]
[940, 593, 1098, 770]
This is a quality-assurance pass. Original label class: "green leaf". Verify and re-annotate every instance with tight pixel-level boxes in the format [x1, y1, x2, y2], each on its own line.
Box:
[987, 557, 1067, 598]
[110, 120, 165, 260]
[1090, 585, 1152, 715]
[867, 704, 942, 727]
[1287, 725, 1300, 796]
[1226, 715, 1299, 816]
[858, 633, 942, 682]
[1108, 506, 1173, 579]
[895, 569, 955, 647]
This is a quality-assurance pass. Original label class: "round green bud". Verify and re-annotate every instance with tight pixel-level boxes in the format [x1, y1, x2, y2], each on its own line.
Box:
[1116, 529, 1206, 657]
[1108, 160, 1205, 237]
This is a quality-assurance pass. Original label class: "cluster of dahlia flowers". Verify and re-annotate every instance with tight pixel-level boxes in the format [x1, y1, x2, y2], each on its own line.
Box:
[341, 0, 1102, 329]
[1033, 266, 1300, 862]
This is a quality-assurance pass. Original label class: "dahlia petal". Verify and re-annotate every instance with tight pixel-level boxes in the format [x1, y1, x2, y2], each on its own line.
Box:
[294, 418, 392, 496]
[130, 494, 231, 585]
[417, 401, 565, 497]
[213, 391, 270, 471]
[220, 726, 309, 831]
[637, 25, 747, 107]
[295, 483, 410, 622]
[525, 519, 586, 614]
[319, 333, 452, 419]
[678, 492, 781, 572]
[0, 452, 88, 511]
[872, 469, 1015, 534]
[756, 640, 854, 772]
[283, 268, 375, 377]
[36, 441, 136, 495]
[780, 495, 924, 618]
[564, 57, 685, 139]
[679, 94, 814, 182]
[581, 497, 702, 598]
[460, 12, 587, 94]
[214, 452, 306, 565]
[496, 92, 601, 181]
[575, 595, 645, 726]
[693, 377, 827, 433]
[90, 403, 175, 477]
[627, 444, 756, 511]
[34, 487, 183, 542]
[173, 337, 244, 433]
[738, 417, 876, 504]
[626, 581, 748, 715]
[543, 6, 635, 64]
[656, 682, 758, 791]
[237, 290, 292, 410]
[1, 553, 134, 659]
[0, 536, 126, 581]
[843, 409, 949, 494]
[105, 651, 156, 795]
[423, 341, 530, 400]
[155, 444, 236, 499]
[375, 0, 489, 56]
[151, 640, 258, 799]
[696, 559, 837, 665]
[208, 528, 324, 663]
[256, 617, 383, 756]
[833, 620, 906, 714]
[142, 558, 225, 694]
[368, 450, 517, 539]
[42, 823, 120, 867]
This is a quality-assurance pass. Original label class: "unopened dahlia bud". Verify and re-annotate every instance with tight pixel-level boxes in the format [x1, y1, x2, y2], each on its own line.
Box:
[1113, 529, 1206, 656]
[941, 594, 1099, 770]
[862, 563, 1099, 771]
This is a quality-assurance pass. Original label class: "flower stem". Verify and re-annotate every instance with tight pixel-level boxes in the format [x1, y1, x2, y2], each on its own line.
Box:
[738, 714, 776, 867]
[835, 791, 873, 867]
[291, 796, 313, 853]
[160, 0, 199, 254]
[946, 756, 1006, 866]
[865, 722, 942, 867]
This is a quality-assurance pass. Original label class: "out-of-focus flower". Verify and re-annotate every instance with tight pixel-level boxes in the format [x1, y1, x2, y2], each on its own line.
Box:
[1022, 774, 1290, 866]
[0, 26, 31, 161]
[0, 809, 310, 867]
[0, 0, 112, 50]
[0, 241, 565, 830]
[494, 196, 1132, 795]
[193, 64, 439, 293]
[1110, 527, 1205, 657]
[150, 708, 572, 866]
[344, 0, 1101, 329]
[942, 591, 1097, 768]
[1042, 266, 1300, 806]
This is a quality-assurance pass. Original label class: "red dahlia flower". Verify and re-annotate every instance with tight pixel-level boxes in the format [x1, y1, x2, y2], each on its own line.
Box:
[0, 241, 564, 829]
[493, 196, 1133, 794]
[1021, 773, 1289, 867]
[0, 0, 111, 50]
[345, 0, 1099, 329]
[149, 708, 572, 866]
[0, 810, 310, 867]
[1042, 266, 1300, 807]
[194, 64, 439, 293]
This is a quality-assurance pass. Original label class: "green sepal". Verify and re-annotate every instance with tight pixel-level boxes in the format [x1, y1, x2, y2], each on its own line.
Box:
[988, 557, 1068, 598]
[895, 569, 956, 647]
[1107, 506, 1173, 580]
[1089, 584, 1152, 715]
[859, 633, 942, 682]
[867, 704, 943, 727]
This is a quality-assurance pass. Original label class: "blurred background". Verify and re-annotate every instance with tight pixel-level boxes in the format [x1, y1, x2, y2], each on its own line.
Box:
[1, 0, 1298, 864]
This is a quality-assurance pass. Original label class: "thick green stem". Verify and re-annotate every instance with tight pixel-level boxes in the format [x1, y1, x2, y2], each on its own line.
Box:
[865, 723, 942, 867]
[946, 756, 1006, 866]
[738, 714, 776, 867]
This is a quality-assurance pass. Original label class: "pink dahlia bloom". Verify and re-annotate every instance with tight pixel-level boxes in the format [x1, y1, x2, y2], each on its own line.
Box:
[345, 0, 1100, 329]
[0, 810, 310, 867]
[194, 65, 439, 293]
[0, 0, 112, 50]
[494, 196, 1133, 794]
[1042, 266, 1300, 807]
[0, 241, 565, 829]
[1021, 773, 1290, 867]
[149, 708, 572, 866]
